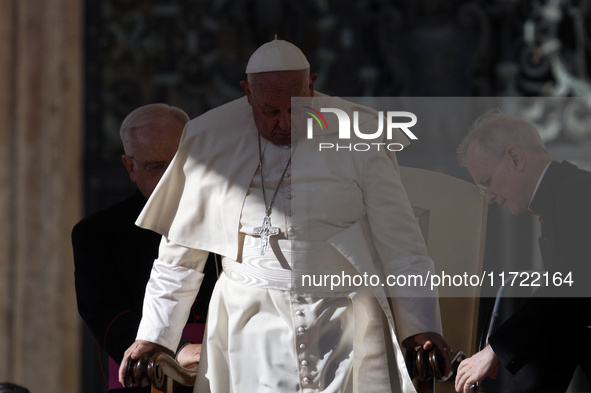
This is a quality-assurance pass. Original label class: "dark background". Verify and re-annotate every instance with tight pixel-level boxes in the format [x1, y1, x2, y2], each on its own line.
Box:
[81, 0, 591, 391]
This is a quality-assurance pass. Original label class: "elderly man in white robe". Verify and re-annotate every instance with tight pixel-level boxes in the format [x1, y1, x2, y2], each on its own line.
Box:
[119, 39, 451, 393]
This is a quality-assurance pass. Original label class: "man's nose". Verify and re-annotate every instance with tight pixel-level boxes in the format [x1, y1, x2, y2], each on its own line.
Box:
[484, 191, 496, 205]
[478, 187, 496, 205]
[278, 112, 291, 131]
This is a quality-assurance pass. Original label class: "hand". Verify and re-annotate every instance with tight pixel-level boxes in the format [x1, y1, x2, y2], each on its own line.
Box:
[118, 340, 165, 385]
[406, 332, 452, 378]
[455, 345, 499, 393]
[176, 343, 202, 370]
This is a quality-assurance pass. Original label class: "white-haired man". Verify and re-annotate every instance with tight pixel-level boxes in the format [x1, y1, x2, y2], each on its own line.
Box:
[73, 104, 219, 392]
[120, 40, 450, 393]
[455, 111, 591, 393]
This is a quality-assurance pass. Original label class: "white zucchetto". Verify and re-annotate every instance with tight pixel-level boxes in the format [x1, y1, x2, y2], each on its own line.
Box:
[245, 39, 310, 74]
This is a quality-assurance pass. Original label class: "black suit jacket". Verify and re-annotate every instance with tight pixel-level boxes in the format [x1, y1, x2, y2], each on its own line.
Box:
[489, 161, 591, 379]
[72, 190, 218, 364]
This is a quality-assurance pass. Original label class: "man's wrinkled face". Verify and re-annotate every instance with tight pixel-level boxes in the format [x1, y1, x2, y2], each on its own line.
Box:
[122, 116, 184, 199]
[241, 70, 316, 146]
[465, 143, 531, 216]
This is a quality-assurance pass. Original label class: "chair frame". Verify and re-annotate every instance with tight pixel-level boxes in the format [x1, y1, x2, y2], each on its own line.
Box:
[124, 352, 197, 393]
[124, 166, 487, 393]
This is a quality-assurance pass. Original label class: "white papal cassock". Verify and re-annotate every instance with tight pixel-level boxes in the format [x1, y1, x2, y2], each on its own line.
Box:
[135, 94, 442, 393]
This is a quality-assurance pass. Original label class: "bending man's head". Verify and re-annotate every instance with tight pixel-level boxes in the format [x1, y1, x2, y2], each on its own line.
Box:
[240, 39, 317, 146]
[457, 110, 552, 215]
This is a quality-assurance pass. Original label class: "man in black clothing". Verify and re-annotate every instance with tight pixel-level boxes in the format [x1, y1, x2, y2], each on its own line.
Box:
[73, 104, 218, 391]
[454, 111, 591, 393]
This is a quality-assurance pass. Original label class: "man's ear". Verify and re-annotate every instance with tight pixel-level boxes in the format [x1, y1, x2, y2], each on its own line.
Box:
[240, 80, 253, 106]
[308, 73, 318, 96]
[121, 155, 137, 182]
[506, 145, 525, 170]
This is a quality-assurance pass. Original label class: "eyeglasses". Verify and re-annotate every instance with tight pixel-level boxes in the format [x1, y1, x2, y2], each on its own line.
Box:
[126, 155, 169, 173]
[476, 147, 507, 197]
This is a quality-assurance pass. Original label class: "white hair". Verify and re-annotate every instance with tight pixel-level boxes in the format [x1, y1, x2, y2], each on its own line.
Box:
[457, 109, 548, 167]
[120, 103, 189, 153]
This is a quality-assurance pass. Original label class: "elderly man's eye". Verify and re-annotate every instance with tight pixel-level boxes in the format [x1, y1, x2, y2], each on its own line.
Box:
[264, 109, 280, 117]
[146, 163, 168, 172]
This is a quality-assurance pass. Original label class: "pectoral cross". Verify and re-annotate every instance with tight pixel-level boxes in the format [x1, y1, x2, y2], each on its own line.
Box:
[253, 215, 280, 256]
